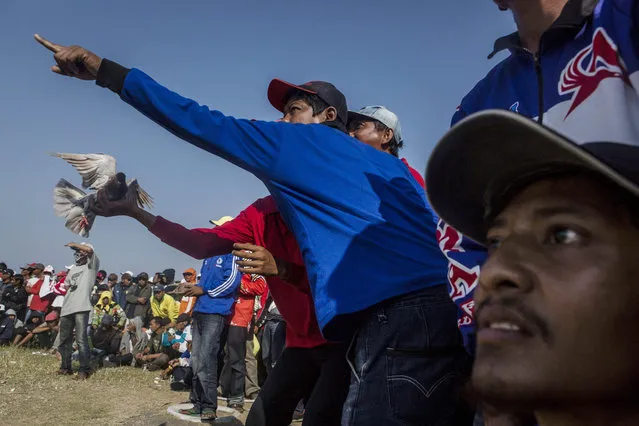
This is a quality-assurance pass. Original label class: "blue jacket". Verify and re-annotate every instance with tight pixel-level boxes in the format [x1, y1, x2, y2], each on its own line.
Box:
[112, 283, 128, 312]
[193, 254, 242, 316]
[443, 0, 639, 351]
[96, 60, 449, 340]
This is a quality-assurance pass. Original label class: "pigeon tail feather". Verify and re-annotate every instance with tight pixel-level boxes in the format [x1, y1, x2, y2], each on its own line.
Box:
[53, 179, 95, 237]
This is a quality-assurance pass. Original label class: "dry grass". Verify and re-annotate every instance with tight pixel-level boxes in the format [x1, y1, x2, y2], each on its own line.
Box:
[0, 346, 191, 425]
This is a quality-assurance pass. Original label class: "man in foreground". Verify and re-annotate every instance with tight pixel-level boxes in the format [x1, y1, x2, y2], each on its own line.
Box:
[59, 242, 98, 380]
[427, 109, 639, 426]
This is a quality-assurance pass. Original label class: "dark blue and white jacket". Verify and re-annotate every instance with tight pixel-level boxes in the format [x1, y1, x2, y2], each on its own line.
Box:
[441, 0, 639, 352]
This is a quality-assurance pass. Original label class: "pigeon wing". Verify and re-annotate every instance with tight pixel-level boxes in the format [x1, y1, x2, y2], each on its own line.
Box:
[52, 153, 117, 190]
[126, 178, 154, 209]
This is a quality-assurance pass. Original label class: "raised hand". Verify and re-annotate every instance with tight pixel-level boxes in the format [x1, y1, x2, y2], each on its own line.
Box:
[34, 34, 102, 80]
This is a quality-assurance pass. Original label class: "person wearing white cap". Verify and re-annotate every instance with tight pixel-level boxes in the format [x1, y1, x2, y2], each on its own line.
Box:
[348, 105, 425, 189]
[58, 242, 99, 380]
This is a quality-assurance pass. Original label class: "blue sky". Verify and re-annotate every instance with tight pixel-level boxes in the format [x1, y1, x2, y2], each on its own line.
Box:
[0, 0, 514, 276]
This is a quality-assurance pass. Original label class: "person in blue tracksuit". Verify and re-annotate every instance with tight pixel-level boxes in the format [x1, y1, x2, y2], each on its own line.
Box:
[35, 37, 470, 424]
[179, 253, 241, 421]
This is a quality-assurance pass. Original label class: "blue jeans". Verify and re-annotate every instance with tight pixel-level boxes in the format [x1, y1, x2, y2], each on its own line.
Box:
[59, 311, 91, 374]
[341, 284, 473, 425]
[190, 312, 226, 412]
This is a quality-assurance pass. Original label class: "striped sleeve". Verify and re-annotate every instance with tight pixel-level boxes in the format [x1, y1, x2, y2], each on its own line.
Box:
[207, 255, 240, 298]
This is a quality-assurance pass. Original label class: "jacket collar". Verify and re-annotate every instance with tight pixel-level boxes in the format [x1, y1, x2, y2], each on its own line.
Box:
[488, 0, 600, 58]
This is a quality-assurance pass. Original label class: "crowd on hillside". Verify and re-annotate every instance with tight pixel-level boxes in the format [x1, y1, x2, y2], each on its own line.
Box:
[0, 258, 290, 415]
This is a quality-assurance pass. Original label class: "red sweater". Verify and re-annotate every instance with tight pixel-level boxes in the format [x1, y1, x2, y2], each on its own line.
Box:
[26, 278, 52, 313]
[151, 197, 328, 348]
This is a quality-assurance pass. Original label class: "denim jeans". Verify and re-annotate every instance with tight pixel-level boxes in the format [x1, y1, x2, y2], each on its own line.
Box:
[190, 312, 226, 412]
[261, 319, 286, 375]
[341, 284, 473, 426]
[220, 325, 248, 404]
[59, 311, 91, 374]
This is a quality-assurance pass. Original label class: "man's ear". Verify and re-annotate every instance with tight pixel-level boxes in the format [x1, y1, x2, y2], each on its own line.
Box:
[322, 106, 338, 123]
[381, 128, 394, 144]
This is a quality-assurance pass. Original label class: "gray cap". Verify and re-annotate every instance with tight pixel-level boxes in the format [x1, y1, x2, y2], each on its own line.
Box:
[5, 309, 16, 316]
[348, 105, 403, 144]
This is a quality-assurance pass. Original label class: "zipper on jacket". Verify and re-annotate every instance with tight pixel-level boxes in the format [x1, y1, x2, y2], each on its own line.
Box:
[534, 53, 544, 124]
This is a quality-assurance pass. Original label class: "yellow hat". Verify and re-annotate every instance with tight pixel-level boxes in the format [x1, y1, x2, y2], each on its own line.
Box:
[210, 216, 234, 226]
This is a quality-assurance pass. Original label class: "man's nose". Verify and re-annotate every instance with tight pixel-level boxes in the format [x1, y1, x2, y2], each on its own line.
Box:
[479, 238, 534, 296]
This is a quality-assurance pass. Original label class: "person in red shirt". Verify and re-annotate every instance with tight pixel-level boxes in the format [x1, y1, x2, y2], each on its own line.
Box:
[219, 274, 266, 411]
[25, 263, 52, 321]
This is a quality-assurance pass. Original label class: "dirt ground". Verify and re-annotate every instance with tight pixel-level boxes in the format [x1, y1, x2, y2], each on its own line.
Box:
[0, 347, 249, 425]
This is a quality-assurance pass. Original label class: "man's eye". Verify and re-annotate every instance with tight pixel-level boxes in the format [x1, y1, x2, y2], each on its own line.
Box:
[548, 227, 582, 245]
[486, 237, 503, 253]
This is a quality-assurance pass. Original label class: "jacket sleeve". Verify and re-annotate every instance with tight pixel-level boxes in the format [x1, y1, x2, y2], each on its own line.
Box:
[239, 275, 267, 296]
[97, 61, 287, 181]
[151, 299, 160, 318]
[125, 286, 139, 305]
[201, 256, 240, 298]
[168, 297, 180, 322]
[115, 305, 126, 327]
[436, 219, 487, 354]
[149, 217, 236, 259]
[91, 308, 101, 327]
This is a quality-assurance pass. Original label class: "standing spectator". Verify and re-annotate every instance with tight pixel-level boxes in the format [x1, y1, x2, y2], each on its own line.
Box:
[106, 273, 118, 291]
[91, 291, 126, 330]
[0, 268, 13, 296]
[178, 268, 198, 315]
[112, 272, 132, 312]
[151, 284, 179, 325]
[220, 274, 266, 411]
[135, 316, 170, 370]
[0, 304, 14, 345]
[2, 275, 27, 321]
[178, 253, 242, 422]
[125, 272, 151, 340]
[25, 263, 50, 322]
[59, 242, 98, 380]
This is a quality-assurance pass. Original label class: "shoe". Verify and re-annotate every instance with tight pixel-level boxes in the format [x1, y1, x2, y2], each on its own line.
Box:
[178, 407, 200, 416]
[200, 408, 217, 421]
[292, 409, 305, 421]
[56, 369, 73, 376]
[227, 402, 245, 413]
[73, 371, 90, 380]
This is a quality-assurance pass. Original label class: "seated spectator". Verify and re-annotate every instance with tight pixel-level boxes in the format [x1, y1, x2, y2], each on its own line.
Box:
[92, 314, 122, 363]
[106, 319, 148, 368]
[12, 311, 43, 345]
[4, 309, 23, 338]
[0, 304, 14, 345]
[91, 291, 126, 330]
[164, 338, 193, 391]
[170, 313, 192, 353]
[2, 275, 27, 321]
[15, 311, 58, 348]
[151, 285, 179, 326]
[135, 316, 170, 371]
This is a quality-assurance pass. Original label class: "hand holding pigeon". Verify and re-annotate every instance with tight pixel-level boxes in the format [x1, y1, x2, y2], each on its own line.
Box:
[52, 153, 153, 237]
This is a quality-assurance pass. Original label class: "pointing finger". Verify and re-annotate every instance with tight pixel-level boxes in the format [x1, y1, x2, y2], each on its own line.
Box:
[34, 34, 63, 53]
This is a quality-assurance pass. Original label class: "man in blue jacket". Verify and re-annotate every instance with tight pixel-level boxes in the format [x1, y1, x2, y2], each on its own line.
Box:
[35, 36, 469, 424]
[180, 253, 241, 421]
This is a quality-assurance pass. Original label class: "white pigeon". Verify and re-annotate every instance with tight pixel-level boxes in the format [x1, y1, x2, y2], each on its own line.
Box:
[52, 153, 153, 237]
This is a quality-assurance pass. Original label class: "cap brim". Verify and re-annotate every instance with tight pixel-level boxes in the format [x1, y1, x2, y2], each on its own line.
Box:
[426, 110, 639, 246]
[347, 111, 373, 126]
[267, 79, 317, 114]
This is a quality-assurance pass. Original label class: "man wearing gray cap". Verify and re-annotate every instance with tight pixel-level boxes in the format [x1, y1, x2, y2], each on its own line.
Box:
[348, 106, 425, 188]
